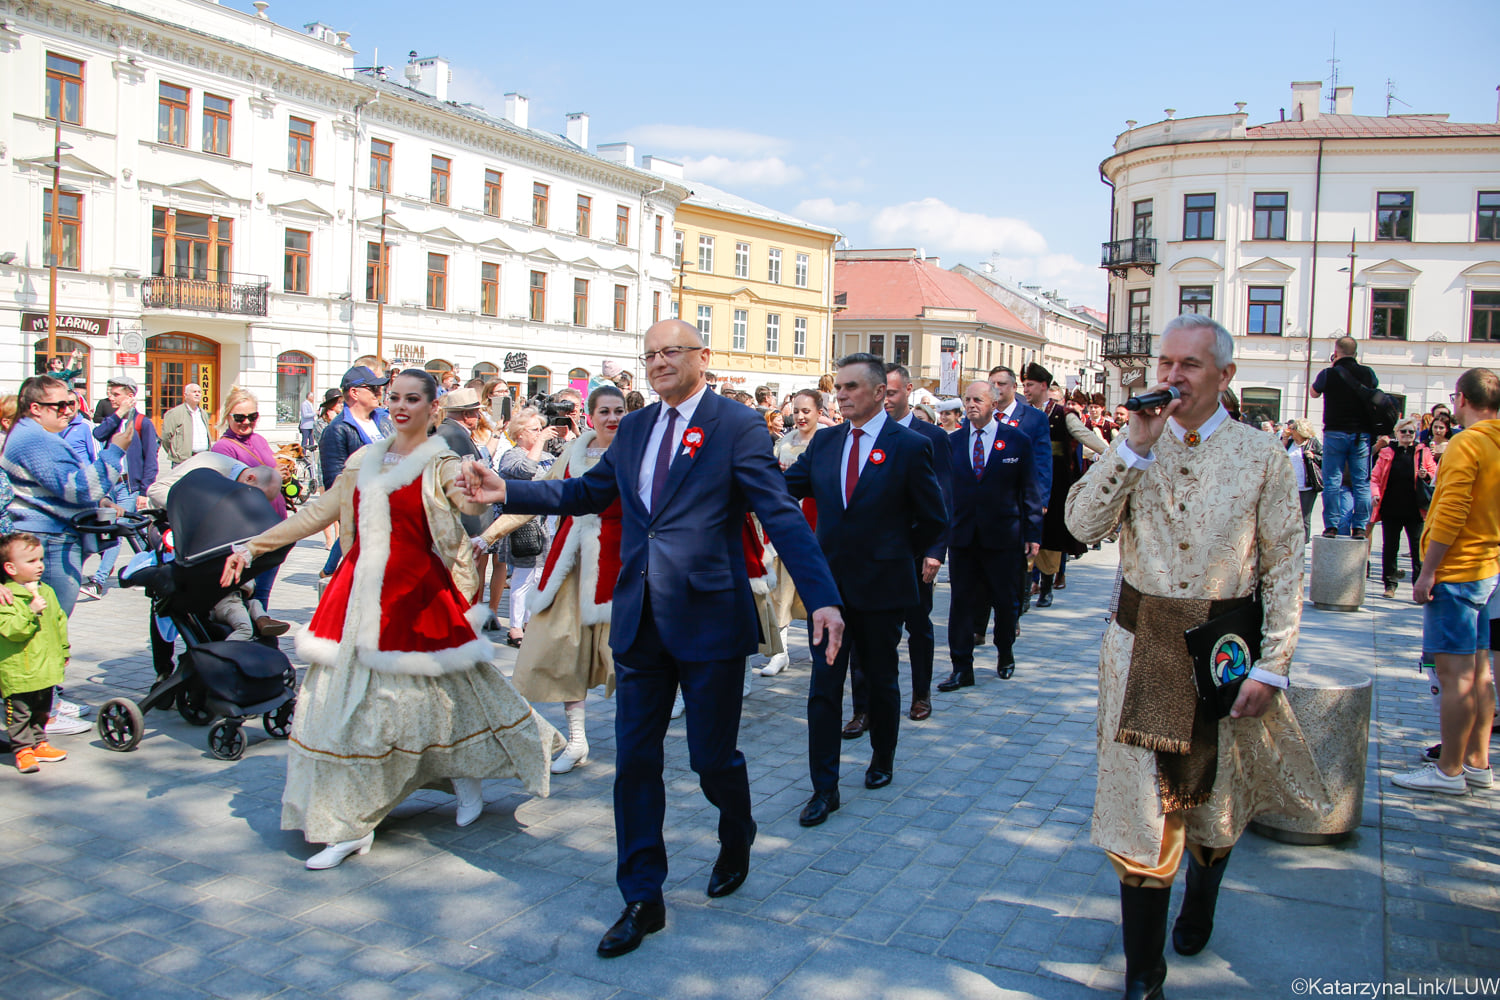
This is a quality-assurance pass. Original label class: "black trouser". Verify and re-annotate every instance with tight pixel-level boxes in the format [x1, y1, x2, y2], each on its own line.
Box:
[809, 607, 901, 791]
[1382, 512, 1423, 586]
[948, 543, 1019, 674]
[851, 561, 935, 709]
[5, 687, 55, 748]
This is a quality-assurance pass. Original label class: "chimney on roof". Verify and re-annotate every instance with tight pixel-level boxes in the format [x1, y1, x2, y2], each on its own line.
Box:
[1334, 86, 1354, 115]
[595, 142, 635, 168]
[1291, 81, 1321, 121]
[405, 53, 450, 102]
[641, 155, 683, 180]
[503, 93, 529, 129]
[565, 112, 589, 150]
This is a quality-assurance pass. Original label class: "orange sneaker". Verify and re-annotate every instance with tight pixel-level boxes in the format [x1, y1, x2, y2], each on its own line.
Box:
[14, 748, 39, 772]
[31, 742, 67, 763]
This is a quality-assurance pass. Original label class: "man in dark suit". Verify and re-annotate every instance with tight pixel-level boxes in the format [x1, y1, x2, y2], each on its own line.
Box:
[459, 320, 844, 957]
[783, 354, 946, 827]
[842, 363, 952, 731]
[938, 381, 1043, 692]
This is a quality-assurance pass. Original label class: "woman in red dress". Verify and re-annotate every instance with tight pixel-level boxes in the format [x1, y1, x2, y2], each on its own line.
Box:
[222, 370, 561, 870]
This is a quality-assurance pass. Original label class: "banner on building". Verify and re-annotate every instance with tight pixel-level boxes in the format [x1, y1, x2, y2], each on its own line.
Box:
[939, 337, 959, 395]
[503, 351, 528, 373]
[21, 313, 110, 338]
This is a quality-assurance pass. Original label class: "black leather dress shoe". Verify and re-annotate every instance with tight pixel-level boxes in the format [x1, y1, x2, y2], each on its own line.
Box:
[864, 767, 893, 790]
[1035, 592, 1054, 608]
[799, 790, 840, 827]
[597, 901, 666, 958]
[706, 822, 756, 898]
[936, 671, 974, 693]
[997, 661, 1015, 680]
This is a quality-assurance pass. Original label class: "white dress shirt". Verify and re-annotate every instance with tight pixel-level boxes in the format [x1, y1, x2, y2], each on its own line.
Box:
[638, 383, 709, 511]
[190, 406, 211, 454]
[967, 417, 998, 475]
[998, 399, 1022, 426]
[838, 409, 887, 506]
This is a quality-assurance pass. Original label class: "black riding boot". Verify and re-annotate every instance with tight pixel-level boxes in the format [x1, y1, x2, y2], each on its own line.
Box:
[1119, 883, 1169, 1000]
[1171, 851, 1230, 956]
[1036, 574, 1054, 608]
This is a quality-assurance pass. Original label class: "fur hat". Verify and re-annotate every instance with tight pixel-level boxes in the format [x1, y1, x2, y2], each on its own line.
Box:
[1023, 362, 1052, 386]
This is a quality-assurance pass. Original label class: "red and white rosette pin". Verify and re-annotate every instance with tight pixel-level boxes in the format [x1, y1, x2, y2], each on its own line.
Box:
[682, 426, 705, 458]
[993, 440, 1007, 452]
[869, 448, 886, 465]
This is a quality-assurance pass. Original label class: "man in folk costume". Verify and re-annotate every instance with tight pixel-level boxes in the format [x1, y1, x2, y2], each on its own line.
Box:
[1064, 315, 1328, 1000]
[1022, 363, 1106, 605]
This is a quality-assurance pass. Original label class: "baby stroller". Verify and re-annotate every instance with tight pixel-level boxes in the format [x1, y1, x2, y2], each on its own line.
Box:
[73, 469, 297, 760]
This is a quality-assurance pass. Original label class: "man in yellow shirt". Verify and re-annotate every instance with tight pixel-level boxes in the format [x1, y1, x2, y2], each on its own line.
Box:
[1395, 367, 1500, 795]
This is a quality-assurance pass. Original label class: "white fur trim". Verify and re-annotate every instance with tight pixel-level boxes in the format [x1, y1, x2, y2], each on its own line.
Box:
[527, 431, 613, 625]
[300, 435, 496, 675]
[759, 539, 778, 593]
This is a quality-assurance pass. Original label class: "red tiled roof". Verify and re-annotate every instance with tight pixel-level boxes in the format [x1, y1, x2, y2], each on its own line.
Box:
[835, 255, 1034, 335]
[1246, 114, 1500, 140]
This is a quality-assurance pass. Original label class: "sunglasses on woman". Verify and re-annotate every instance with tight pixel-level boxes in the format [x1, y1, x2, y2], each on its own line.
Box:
[231, 412, 260, 423]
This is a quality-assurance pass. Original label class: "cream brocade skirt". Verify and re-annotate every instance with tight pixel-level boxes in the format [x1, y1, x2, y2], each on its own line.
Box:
[512, 571, 615, 704]
[282, 653, 565, 845]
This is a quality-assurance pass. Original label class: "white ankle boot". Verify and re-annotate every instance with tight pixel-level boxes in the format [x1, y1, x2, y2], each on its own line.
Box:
[760, 627, 791, 676]
[551, 705, 589, 774]
[305, 831, 374, 870]
[453, 778, 484, 827]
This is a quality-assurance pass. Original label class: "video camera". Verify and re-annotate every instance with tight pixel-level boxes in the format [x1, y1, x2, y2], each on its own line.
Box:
[539, 394, 577, 429]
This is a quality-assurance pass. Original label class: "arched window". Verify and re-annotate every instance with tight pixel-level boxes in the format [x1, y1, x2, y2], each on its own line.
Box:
[33, 337, 92, 399]
[568, 367, 589, 396]
[425, 358, 454, 374]
[527, 365, 551, 399]
[145, 332, 219, 423]
[276, 351, 314, 426]
[472, 361, 498, 380]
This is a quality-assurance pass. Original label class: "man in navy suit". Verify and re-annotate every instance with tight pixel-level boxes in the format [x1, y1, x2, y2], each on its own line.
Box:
[842, 363, 953, 731]
[783, 355, 946, 826]
[938, 381, 1043, 692]
[459, 320, 844, 957]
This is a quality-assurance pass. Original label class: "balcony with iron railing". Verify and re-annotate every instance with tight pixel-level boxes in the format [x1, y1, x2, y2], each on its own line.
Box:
[142, 267, 269, 316]
[1100, 237, 1158, 273]
[1103, 331, 1153, 360]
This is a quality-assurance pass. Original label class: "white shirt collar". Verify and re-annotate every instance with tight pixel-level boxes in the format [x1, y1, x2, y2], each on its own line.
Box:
[660, 383, 709, 426]
[970, 417, 996, 443]
[1000, 399, 1019, 421]
[849, 409, 887, 439]
[1169, 405, 1230, 444]
[894, 410, 914, 428]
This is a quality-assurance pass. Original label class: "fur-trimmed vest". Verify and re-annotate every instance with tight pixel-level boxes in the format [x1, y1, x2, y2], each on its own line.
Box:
[527, 432, 622, 624]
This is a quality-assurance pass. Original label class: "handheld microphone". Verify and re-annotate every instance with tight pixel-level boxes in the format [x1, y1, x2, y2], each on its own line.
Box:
[1123, 386, 1181, 412]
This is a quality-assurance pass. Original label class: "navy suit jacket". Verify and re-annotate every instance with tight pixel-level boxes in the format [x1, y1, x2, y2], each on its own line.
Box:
[898, 414, 952, 563]
[504, 388, 841, 660]
[996, 402, 1052, 502]
[947, 421, 1044, 549]
[783, 419, 946, 611]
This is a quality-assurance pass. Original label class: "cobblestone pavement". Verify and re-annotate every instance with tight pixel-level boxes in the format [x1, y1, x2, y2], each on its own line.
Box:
[3, 532, 1497, 999]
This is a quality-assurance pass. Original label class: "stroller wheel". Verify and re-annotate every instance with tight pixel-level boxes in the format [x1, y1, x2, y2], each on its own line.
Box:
[282, 665, 298, 692]
[177, 680, 213, 727]
[263, 700, 294, 739]
[207, 719, 246, 761]
[97, 699, 144, 751]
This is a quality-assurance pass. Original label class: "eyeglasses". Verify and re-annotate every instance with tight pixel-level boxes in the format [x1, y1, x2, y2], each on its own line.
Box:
[230, 412, 260, 423]
[1397, 430, 1416, 436]
[638, 345, 703, 364]
[33, 398, 78, 413]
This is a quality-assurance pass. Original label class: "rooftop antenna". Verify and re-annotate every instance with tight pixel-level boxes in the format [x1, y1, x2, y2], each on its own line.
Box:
[1326, 33, 1340, 113]
[1385, 79, 1411, 116]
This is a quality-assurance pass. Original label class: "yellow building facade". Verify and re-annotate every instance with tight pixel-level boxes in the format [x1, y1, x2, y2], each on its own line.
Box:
[667, 180, 838, 398]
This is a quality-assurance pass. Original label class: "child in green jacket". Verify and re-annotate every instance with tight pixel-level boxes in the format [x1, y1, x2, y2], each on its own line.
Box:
[0, 532, 72, 773]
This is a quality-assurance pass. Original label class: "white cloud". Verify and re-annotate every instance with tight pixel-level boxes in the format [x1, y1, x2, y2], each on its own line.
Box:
[869, 198, 1048, 257]
[984, 253, 1106, 309]
[630, 124, 788, 156]
[682, 155, 804, 187]
[795, 198, 866, 223]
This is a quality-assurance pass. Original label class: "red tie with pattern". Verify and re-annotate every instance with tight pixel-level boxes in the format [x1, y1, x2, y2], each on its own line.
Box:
[973, 428, 986, 479]
[845, 428, 862, 505]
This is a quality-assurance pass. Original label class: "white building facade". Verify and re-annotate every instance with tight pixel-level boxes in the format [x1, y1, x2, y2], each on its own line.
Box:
[952, 265, 1106, 396]
[1099, 81, 1500, 425]
[2, 0, 686, 435]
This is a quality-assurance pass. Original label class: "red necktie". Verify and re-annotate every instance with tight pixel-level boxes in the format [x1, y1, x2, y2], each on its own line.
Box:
[650, 407, 680, 512]
[973, 428, 986, 479]
[845, 427, 862, 505]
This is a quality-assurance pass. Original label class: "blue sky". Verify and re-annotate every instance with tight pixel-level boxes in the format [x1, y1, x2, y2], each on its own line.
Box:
[234, 0, 1498, 309]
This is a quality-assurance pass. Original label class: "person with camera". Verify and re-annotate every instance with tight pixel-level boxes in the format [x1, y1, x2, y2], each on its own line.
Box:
[539, 388, 584, 460]
[1371, 418, 1438, 600]
[1310, 336, 1381, 539]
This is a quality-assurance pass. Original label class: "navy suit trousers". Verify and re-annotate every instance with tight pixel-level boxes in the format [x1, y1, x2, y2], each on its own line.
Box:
[851, 560, 936, 711]
[809, 607, 902, 792]
[948, 543, 1020, 673]
[612, 598, 755, 905]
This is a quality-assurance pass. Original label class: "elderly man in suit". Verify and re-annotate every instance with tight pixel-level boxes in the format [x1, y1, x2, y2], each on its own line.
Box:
[783, 355, 945, 826]
[459, 319, 844, 958]
[939, 381, 1043, 691]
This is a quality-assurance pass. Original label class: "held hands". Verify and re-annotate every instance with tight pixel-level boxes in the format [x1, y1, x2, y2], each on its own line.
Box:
[1125, 383, 1182, 456]
[810, 605, 844, 665]
[1229, 678, 1276, 719]
[457, 459, 507, 505]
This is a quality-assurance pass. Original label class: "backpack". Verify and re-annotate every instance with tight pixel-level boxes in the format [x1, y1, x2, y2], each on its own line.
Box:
[1333, 364, 1400, 437]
